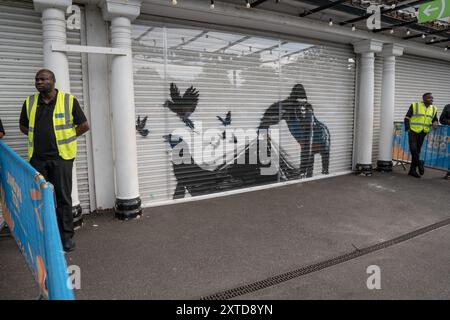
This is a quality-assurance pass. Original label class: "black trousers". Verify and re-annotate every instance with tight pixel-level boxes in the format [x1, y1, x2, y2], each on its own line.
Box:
[408, 131, 427, 171]
[30, 157, 74, 242]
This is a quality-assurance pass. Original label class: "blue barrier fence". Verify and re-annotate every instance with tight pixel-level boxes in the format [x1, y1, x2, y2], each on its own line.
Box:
[0, 141, 74, 300]
[393, 122, 450, 171]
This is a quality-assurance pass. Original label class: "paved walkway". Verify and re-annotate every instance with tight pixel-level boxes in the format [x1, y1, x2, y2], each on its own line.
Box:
[1, 167, 449, 299]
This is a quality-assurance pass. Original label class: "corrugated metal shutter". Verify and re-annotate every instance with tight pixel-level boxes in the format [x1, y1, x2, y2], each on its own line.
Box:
[395, 55, 450, 121]
[0, 0, 90, 212]
[132, 19, 356, 206]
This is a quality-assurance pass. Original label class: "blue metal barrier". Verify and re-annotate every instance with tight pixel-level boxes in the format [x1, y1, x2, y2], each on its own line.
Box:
[393, 122, 450, 171]
[0, 141, 74, 300]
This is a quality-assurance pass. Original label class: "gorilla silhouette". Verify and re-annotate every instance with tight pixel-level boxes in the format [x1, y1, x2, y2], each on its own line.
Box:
[258, 84, 330, 178]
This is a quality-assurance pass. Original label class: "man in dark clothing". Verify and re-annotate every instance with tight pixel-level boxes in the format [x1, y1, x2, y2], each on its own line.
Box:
[0, 118, 4, 139]
[19, 69, 89, 252]
[439, 104, 450, 179]
[404, 93, 438, 178]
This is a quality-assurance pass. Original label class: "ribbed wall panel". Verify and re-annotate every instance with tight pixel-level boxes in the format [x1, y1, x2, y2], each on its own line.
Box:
[133, 20, 356, 206]
[372, 56, 383, 163]
[369, 54, 450, 165]
[394, 55, 450, 121]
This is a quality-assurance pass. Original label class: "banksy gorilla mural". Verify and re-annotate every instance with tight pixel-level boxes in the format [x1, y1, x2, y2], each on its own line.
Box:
[137, 82, 331, 200]
[258, 83, 330, 178]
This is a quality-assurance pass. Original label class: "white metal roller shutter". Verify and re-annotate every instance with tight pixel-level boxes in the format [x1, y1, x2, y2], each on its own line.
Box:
[67, 20, 91, 212]
[133, 21, 167, 203]
[372, 56, 383, 164]
[133, 20, 356, 206]
[279, 43, 356, 177]
[0, 0, 90, 212]
[395, 55, 450, 121]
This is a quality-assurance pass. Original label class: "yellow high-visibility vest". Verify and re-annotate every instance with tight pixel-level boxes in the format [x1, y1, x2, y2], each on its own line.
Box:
[26, 91, 77, 160]
[409, 102, 437, 134]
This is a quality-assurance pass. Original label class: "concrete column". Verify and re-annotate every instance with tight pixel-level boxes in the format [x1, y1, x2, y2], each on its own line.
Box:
[101, 0, 142, 220]
[377, 44, 404, 172]
[33, 0, 83, 220]
[353, 40, 383, 176]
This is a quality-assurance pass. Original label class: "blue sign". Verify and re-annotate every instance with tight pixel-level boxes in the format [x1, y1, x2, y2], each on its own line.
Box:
[0, 141, 74, 300]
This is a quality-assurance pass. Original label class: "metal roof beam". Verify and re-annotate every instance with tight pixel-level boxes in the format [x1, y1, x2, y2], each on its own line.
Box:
[373, 18, 417, 33]
[404, 27, 450, 39]
[299, 0, 348, 17]
[340, 0, 428, 26]
[426, 37, 450, 44]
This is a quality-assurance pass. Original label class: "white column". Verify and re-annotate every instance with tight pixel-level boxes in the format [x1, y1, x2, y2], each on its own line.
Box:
[353, 40, 383, 176]
[377, 44, 404, 172]
[101, 0, 142, 219]
[33, 0, 82, 218]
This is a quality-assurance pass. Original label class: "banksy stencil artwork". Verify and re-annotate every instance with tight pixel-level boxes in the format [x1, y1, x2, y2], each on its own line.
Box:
[136, 115, 149, 137]
[164, 83, 199, 130]
[259, 84, 330, 178]
[145, 82, 331, 200]
[132, 25, 356, 204]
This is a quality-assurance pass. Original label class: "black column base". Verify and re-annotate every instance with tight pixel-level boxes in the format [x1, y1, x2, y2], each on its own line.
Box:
[72, 204, 83, 229]
[355, 163, 373, 176]
[376, 160, 393, 172]
[115, 197, 142, 220]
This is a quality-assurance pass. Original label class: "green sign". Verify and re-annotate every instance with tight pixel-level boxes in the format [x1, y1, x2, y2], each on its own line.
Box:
[418, 0, 450, 23]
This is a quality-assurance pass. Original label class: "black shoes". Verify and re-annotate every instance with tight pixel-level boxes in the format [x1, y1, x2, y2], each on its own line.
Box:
[445, 172, 450, 180]
[63, 238, 76, 252]
[418, 161, 425, 176]
[408, 170, 421, 178]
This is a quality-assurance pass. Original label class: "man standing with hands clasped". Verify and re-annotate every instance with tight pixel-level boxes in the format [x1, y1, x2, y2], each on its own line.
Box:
[439, 103, 450, 180]
[19, 69, 89, 252]
[404, 93, 438, 178]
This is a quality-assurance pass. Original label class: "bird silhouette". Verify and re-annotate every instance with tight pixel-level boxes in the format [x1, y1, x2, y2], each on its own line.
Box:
[136, 115, 149, 137]
[164, 83, 199, 129]
[217, 111, 232, 126]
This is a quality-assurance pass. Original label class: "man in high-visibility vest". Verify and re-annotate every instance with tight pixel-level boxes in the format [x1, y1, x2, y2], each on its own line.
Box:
[404, 93, 438, 178]
[19, 69, 89, 252]
[439, 104, 450, 180]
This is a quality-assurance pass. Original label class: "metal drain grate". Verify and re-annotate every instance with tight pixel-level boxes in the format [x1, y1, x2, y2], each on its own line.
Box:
[201, 217, 450, 300]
